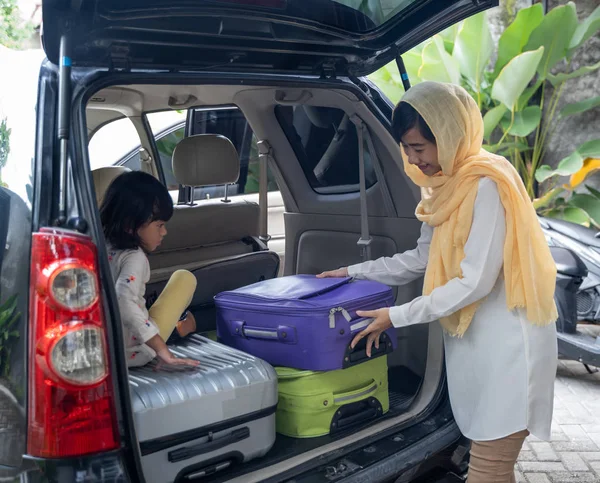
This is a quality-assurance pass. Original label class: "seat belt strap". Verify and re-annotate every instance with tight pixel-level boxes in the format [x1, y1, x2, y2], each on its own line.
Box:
[350, 115, 372, 262]
[362, 125, 396, 217]
[257, 140, 272, 244]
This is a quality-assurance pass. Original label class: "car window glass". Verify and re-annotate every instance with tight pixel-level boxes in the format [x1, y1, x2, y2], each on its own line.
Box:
[88, 117, 141, 170]
[274, 105, 376, 194]
[148, 108, 278, 200]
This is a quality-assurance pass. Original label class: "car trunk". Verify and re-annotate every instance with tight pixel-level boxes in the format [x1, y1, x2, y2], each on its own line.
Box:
[82, 79, 447, 482]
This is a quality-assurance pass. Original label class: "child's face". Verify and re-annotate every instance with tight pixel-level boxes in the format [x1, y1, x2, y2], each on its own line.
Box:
[138, 220, 167, 252]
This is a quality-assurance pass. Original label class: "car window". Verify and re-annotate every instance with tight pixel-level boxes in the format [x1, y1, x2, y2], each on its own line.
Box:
[88, 117, 141, 170]
[274, 105, 376, 194]
[148, 107, 278, 199]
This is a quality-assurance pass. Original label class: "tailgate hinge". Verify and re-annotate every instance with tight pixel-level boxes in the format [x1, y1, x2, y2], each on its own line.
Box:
[319, 62, 337, 79]
[109, 45, 131, 71]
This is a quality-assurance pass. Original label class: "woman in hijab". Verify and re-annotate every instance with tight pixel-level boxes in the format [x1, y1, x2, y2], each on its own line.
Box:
[318, 81, 558, 483]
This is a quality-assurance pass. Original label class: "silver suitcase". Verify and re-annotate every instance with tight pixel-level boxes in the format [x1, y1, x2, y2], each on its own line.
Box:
[128, 335, 278, 483]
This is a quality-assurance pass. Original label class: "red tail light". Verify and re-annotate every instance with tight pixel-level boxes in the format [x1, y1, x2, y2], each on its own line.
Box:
[28, 228, 119, 458]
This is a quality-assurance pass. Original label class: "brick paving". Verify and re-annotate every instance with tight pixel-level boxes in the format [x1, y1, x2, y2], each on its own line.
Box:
[515, 346, 600, 483]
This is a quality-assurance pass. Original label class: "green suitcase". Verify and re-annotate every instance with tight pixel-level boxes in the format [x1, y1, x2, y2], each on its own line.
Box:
[275, 356, 389, 438]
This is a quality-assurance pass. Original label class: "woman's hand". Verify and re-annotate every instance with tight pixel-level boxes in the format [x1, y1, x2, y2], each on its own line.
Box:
[351, 308, 393, 357]
[156, 347, 200, 368]
[316, 267, 349, 278]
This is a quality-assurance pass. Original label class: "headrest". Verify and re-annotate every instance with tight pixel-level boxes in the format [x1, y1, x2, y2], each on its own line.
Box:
[172, 134, 240, 187]
[92, 166, 131, 207]
[302, 106, 344, 129]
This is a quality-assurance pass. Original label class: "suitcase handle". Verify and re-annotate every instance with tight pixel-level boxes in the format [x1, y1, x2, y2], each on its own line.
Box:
[330, 397, 383, 434]
[231, 320, 297, 343]
[343, 331, 393, 368]
[168, 427, 250, 463]
[333, 379, 379, 405]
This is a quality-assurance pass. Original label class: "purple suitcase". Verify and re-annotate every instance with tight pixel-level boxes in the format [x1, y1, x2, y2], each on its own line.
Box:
[214, 275, 396, 371]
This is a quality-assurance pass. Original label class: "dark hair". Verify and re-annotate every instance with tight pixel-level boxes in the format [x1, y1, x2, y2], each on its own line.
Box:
[100, 171, 173, 250]
[391, 101, 436, 144]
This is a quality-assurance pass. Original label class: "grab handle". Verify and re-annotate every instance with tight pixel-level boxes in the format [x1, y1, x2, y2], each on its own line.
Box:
[230, 320, 297, 344]
[275, 90, 312, 105]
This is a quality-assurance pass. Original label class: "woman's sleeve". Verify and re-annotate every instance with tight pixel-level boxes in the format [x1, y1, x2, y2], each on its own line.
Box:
[347, 222, 432, 286]
[389, 177, 505, 328]
[115, 250, 160, 342]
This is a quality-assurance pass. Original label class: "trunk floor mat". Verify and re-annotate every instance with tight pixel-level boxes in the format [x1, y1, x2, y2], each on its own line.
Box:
[206, 365, 422, 482]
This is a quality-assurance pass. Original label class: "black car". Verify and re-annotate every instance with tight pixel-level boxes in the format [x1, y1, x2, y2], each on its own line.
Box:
[0, 1, 502, 481]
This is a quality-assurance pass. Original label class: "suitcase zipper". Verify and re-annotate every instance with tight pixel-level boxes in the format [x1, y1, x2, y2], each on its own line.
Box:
[329, 307, 352, 328]
[216, 292, 391, 317]
[333, 382, 379, 404]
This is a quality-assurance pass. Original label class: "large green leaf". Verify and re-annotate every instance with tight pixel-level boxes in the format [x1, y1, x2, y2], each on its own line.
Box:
[483, 104, 507, 140]
[548, 61, 600, 86]
[491, 47, 544, 111]
[439, 22, 460, 54]
[535, 152, 584, 182]
[418, 36, 461, 85]
[500, 106, 541, 137]
[579, 139, 600, 159]
[516, 80, 543, 111]
[368, 66, 405, 104]
[400, 50, 424, 85]
[368, 50, 423, 102]
[494, 4, 544, 76]
[559, 206, 591, 226]
[535, 140, 600, 182]
[524, 2, 578, 80]
[453, 12, 493, 87]
[587, 185, 600, 200]
[560, 95, 600, 117]
[570, 193, 600, 226]
[568, 5, 600, 53]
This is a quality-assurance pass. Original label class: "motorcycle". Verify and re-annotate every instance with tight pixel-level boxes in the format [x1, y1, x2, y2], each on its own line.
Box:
[543, 216, 600, 369]
[541, 216, 600, 323]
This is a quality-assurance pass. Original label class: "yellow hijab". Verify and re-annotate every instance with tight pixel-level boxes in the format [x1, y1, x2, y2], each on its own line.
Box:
[398, 82, 557, 336]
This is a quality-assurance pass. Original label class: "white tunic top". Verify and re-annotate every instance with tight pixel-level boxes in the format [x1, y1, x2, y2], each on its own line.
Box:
[348, 177, 557, 441]
[107, 246, 160, 367]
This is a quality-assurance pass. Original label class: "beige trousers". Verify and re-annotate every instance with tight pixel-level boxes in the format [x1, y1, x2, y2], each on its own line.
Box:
[467, 430, 529, 483]
[148, 270, 196, 341]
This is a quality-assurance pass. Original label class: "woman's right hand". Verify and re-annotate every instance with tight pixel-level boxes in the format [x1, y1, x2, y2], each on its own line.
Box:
[316, 267, 349, 278]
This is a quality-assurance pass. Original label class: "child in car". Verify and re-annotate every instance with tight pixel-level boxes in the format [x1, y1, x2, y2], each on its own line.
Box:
[100, 170, 199, 368]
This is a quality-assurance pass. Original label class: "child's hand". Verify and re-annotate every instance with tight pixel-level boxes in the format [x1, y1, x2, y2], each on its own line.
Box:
[156, 347, 200, 368]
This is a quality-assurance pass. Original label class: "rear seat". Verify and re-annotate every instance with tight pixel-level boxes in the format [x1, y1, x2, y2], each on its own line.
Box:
[145, 134, 280, 331]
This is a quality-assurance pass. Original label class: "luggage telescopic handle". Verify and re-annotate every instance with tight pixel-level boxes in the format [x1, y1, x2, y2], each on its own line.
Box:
[168, 427, 250, 463]
[230, 320, 297, 343]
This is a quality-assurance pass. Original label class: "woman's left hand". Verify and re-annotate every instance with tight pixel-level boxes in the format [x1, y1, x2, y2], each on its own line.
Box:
[351, 308, 393, 357]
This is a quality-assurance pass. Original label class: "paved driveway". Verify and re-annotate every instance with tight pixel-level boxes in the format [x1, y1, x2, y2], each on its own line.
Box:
[516, 339, 600, 482]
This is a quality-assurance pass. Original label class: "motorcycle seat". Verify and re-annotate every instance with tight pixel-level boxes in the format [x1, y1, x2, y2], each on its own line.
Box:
[542, 217, 600, 249]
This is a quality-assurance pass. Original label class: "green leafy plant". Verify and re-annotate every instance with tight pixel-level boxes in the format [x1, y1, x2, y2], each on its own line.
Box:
[0, 0, 34, 49]
[0, 118, 10, 187]
[368, 3, 600, 226]
[0, 295, 20, 379]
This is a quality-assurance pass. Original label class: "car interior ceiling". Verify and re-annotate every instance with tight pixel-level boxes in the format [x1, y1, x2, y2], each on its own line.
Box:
[84, 83, 445, 477]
